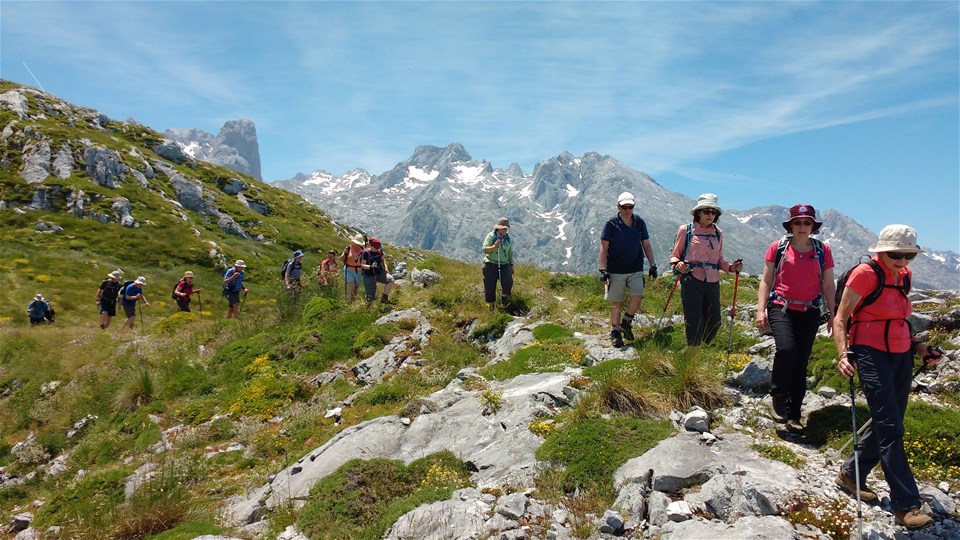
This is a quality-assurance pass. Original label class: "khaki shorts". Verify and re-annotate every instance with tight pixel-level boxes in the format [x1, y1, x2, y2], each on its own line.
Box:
[605, 272, 645, 302]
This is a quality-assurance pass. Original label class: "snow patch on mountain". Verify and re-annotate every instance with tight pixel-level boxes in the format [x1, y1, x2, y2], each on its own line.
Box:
[565, 184, 580, 197]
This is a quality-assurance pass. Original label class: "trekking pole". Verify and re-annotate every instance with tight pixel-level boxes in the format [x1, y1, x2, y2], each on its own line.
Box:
[197, 291, 203, 318]
[138, 301, 144, 330]
[497, 240, 504, 309]
[655, 270, 684, 331]
[725, 261, 743, 364]
[239, 290, 247, 313]
[838, 355, 941, 454]
[847, 371, 864, 540]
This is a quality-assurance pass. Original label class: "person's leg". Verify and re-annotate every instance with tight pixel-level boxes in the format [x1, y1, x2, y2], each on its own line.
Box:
[482, 264, 497, 305]
[679, 277, 704, 346]
[363, 274, 376, 302]
[767, 306, 797, 420]
[500, 265, 513, 301]
[786, 309, 820, 421]
[701, 281, 722, 345]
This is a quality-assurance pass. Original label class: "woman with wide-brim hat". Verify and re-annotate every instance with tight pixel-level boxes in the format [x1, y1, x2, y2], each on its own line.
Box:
[668, 194, 743, 353]
[833, 224, 942, 530]
[342, 234, 366, 302]
[756, 204, 836, 434]
[481, 217, 514, 309]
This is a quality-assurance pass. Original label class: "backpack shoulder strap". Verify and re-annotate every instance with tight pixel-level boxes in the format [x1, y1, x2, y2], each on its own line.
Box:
[681, 223, 693, 261]
[812, 238, 826, 274]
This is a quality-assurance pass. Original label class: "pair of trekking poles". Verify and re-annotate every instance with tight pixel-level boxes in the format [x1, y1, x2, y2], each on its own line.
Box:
[655, 259, 742, 358]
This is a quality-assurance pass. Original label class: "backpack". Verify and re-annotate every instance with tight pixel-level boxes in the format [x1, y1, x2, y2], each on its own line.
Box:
[835, 258, 911, 330]
[118, 280, 135, 303]
[769, 236, 825, 298]
[280, 259, 292, 281]
[679, 222, 721, 267]
[172, 280, 185, 300]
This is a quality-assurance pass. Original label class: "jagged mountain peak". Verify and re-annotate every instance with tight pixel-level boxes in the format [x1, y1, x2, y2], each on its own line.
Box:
[165, 119, 262, 181]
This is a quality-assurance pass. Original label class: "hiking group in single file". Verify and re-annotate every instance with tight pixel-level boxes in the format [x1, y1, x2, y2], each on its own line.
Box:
[24, 191, 945, 531]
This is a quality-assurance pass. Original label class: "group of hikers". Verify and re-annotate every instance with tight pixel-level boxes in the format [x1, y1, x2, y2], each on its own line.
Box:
[482, 191, 943, 530]
[24, 190, 945, 530]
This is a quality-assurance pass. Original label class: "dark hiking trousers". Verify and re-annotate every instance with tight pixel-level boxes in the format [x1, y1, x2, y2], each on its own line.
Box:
[843, 345, 920, 512]
[767, 305, 820, 421]
[680, 275, 721, 346]
[176, 299, 191, 312]
[483, 262, 513, 304]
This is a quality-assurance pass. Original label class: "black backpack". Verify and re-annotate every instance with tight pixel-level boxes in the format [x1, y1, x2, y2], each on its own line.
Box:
[172, 280, 184, 300]
[280, 259, 292, 281]
[118, 280, 135, 303]
[835, 258, 911, 330]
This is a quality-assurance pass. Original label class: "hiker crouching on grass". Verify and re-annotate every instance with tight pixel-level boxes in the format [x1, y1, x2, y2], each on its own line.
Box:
[120, 276, 149, 330]
[481, 218, 514, 310]
[173, 271, 200, 312]
[284, 250, 305, 299]
[599, 192, 657, 348]
[317, 249, 339, 286]
[834, 224, 943, 531]
[361, 237, 395, 304]
[756, 204, 836, 435]
[223, 260, 249, 319]
[27, 293, 51, 325]
[96, 270, 123, 329]
[668, 194, 743, 354]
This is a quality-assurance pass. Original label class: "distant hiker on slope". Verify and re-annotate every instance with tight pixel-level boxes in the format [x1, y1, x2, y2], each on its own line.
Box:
[756, 204, 836, 435]
[834, 224, 942, 531]
[599, 192, 658, 348]
[27, 293, 51, 325]
[96, 270, 123, 329]
[120, 276, 150, 330]
[173, 271, 200, 312]
[481, 218, 514, 310]
[668, 194, 743, 354]
[317, 249, 339, 286]
[361, 237, 395, 304]
[223, 260, 248, 319]
[342, 234, 365, 302]
[284, 250, 305, 299]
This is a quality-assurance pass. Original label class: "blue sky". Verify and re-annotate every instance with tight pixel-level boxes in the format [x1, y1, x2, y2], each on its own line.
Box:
[2, 1, 957, 252]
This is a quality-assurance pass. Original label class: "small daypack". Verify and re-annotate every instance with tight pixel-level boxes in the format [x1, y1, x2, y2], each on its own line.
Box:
[835, 258, 911, 331]
[118, 280, 135, 303]
[172, 280, 185, 300]
[280, 259, 292, 281]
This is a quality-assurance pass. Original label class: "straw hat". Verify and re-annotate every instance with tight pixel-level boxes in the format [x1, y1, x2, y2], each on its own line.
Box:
[234, 260, 247, 267]
[349, 234, 365, 246]
[35, 293, 43, 301]
[869, 224, 923, 254]
[134, 276, 147, 285]
[107, 271, 121, 280]
[183, 271, 194, 278]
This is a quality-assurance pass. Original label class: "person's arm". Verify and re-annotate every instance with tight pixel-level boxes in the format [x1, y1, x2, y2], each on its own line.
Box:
[642, 239, 657, 277]
[669, 225, 686, 270]
[820, 267, 836, 336]
[599, 240, 610, 283]
[834, 285, 862, 377]
[756, 260, 776, 334]
[482, 232, 500, 254]
[175, 282, 185, 298]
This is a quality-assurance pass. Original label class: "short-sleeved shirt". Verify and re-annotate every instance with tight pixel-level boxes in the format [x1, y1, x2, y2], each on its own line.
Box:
[601, 214, 650, 274]
[764, 239, 834, 310]
[287, 260, 303, 281]
[848, 256, 912, 353]
[27, 300, 49, 318]
[320, 258, 338, 272]
[176, 280, 194, 301]
[99, 280, 122, 302]
[669, 223, 729, 283]
[122, 284, 142, 307]
[482, 231, 512, 265]
[361, 248, 387, 277]
[224, 268, 244, 292]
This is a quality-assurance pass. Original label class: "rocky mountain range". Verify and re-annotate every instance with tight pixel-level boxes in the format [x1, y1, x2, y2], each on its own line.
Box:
[276, 143, 960, 290]
[165, 119, 262, 181]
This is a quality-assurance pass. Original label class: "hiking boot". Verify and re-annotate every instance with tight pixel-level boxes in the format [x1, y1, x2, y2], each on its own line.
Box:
[620, 314, 635, 341]
[785, 419, 804, 434]
[487, 302, 495, 311]
[380, 295, 393, 305]
[835, 467, 878, 502]
[895, 508, 933, 529]
[610, 327, 624, 348]
[771, 396, 789, 423]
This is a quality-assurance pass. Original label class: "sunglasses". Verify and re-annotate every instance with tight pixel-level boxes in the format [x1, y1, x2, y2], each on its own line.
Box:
[700, 209, 718, 215]
[619, 205, 634, 210]
[791, 219, 814, 226]
[885, 252, 917, 261]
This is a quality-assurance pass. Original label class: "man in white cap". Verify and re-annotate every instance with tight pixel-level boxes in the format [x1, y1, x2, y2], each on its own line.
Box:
[223, 260, 249, 319]
[599, 191, 658, 347]
[120, 276, 150, 330]
[27, 293, 51, 325]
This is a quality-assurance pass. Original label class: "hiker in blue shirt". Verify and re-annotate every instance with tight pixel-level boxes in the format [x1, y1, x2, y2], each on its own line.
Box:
[599, 191, 658, 347]
[121, 276, 150, 330]
[27, 293, 51, 325]
[223, 260, 249, 319]
[284, 250, 305, 299]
